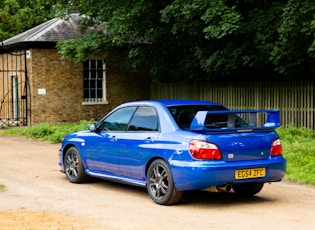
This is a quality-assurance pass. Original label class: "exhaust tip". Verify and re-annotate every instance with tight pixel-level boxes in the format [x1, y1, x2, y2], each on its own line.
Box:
[203, 184, 233, 193]
[216, 184, 232, 192]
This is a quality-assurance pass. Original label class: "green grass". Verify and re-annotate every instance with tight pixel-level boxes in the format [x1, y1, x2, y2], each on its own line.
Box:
[1, 122, 314, 186]
[276, 125, 315, 185]
[1, 120, 94, 143]
[0, 184, 6, 192]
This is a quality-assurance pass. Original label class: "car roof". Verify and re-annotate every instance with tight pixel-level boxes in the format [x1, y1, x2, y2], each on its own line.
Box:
[117, 100, 223, 109]
[155, 99, 222, 107]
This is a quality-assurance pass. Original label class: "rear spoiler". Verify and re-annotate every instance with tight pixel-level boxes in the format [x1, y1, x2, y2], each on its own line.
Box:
[190, 110, 280, 132]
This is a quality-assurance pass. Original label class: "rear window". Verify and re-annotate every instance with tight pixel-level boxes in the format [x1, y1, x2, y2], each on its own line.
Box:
[168, 105, 248, 130]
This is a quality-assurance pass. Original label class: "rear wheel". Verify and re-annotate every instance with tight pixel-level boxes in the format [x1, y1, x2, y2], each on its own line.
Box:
[64, 146, 89, 183]
[233, 182, 264, 196]
[147, 159, 183, 205]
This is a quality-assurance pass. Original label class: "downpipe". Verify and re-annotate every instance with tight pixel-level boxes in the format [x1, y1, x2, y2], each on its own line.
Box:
[203, 184, 233, 193]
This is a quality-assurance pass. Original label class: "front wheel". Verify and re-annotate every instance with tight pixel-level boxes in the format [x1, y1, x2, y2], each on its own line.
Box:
[233, 182, 264, 196]
[147, 159, 183, 205]
[64, 146, 89, 183]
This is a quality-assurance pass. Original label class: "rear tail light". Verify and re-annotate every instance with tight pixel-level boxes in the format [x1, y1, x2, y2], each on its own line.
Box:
[189, 140, 222, 160]
[270, 138, 282, 156]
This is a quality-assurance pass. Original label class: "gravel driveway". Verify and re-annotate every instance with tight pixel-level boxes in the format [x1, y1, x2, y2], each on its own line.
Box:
[0, 134, 315, 229]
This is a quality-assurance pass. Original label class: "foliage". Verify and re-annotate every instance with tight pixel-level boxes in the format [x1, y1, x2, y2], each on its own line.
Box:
[271, 0, 315, 78]
[2, 120, 93, 143]
[277, 125, 315, 185]
[0, 0, 56, 41]
[53, 0, 315, 81]
[2, 1, 315, 81]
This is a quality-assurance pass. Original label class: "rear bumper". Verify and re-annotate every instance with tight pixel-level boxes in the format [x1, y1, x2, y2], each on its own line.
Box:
[170, 156, 286, 191]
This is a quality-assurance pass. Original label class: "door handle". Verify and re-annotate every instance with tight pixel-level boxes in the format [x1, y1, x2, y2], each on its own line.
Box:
[145, 137, 154, 143]
[110, 136, 117, 142]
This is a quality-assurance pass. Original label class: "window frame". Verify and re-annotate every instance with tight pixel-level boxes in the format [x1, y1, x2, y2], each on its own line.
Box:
[82, 59, 108, 105]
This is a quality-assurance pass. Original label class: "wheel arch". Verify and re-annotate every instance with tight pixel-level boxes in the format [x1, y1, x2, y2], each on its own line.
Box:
[62, 144, 76, 160]
[62, 144, 88, 169]
[145, 157, 168, 178]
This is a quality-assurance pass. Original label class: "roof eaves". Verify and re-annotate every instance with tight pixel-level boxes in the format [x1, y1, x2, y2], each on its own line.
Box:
[0, 41, 57, 53]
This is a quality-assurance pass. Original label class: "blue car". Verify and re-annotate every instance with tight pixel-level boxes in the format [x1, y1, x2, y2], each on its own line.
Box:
[58, 100, 286, 205]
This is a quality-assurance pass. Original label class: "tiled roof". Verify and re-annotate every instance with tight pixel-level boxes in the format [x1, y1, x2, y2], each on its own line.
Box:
[2, 13, 85, 46]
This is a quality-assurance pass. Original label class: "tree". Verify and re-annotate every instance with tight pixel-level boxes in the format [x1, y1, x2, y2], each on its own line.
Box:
[54, 0, 315, 81]
[0, 0, 56, 41]
[271, 0, 315, 78]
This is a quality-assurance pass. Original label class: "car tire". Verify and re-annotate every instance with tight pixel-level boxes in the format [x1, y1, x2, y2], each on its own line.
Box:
[232, 182, 264, 196]
[147, 159, 183, 205]
[64, 146, 89, 183]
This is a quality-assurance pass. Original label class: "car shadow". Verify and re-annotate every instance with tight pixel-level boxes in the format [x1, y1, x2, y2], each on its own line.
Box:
[179, 190, 273, 206]
[85, 178, 274, 206]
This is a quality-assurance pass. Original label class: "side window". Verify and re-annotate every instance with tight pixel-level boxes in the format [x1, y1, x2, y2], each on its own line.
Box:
[99, 107, 137, 131]
[128, 107, 159, 131]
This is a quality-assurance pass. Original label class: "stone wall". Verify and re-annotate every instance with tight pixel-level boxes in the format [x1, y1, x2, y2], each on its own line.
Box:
[29, 48, 150, 124]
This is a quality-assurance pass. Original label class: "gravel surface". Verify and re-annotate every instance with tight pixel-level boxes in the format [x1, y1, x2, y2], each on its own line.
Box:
[0, 134, 315, 230]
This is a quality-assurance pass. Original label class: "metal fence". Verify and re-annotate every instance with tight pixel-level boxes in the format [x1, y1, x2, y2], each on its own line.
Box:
[0, 50, 29, 128]
[150, 81, 315, 130]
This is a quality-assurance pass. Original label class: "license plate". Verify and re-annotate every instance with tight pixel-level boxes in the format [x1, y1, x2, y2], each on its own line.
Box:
[235, 168, 266, 180]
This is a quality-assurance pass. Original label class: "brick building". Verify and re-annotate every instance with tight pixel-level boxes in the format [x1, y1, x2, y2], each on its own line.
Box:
[0, 14, 149, 127]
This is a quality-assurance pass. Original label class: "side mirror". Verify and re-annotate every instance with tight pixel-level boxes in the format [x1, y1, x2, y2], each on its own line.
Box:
[88, 124, 96, 132]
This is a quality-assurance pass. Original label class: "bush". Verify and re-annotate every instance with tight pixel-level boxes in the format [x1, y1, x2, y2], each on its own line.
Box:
[2, 120, 94, 143]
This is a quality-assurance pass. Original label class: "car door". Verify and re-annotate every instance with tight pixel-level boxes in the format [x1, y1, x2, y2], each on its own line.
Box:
[85, 106, 137, 175]
[118, 106, 160, 180]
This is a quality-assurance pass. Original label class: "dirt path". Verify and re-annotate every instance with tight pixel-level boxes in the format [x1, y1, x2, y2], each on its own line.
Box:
[0, 134, 315, 230]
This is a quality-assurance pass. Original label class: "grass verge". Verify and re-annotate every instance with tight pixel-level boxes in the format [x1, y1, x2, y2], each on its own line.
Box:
[1, 120, 93, 143]
[277, 125, 315, 185]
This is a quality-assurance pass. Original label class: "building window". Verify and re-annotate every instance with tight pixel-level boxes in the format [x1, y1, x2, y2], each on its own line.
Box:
[82, 59, 107, 105]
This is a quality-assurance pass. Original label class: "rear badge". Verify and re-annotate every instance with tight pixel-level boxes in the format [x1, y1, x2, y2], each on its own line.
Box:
[228, 153, 234, 159]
